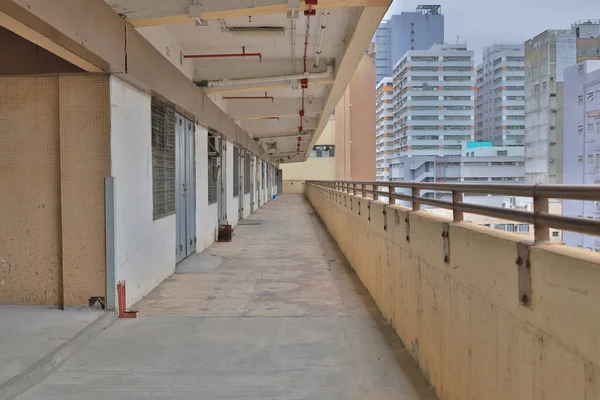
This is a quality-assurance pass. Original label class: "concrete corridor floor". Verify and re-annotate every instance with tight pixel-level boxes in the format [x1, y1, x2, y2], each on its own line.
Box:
[18, 195, 437, 399]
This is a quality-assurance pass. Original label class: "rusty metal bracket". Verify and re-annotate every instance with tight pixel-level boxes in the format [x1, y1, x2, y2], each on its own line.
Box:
[367, 201, 371, 222]
[405, 214, 411, 242]
[358, 201, 361, 216]
[383, 208, 388, 231]
[516, 241, 533, 307]
[350, 197, 353, 211]
[344, 194, 347, 208]
[442, 222, 450, 264]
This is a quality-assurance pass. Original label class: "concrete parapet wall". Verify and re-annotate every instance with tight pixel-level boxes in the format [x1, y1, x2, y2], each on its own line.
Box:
[282, 180, 305, 194]
[306, 184, 600, 400]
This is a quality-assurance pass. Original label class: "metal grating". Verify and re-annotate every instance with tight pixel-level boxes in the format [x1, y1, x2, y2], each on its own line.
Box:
[151, 99, 176, 220]
[208, 134, 218, 205]
[244, 153, 251, 194]
[233, 146, 239, 197]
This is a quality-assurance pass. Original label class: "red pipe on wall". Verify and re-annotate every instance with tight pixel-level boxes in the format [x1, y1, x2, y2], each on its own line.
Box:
[184, 46, 262, 62]
[223, 92, 274, 103]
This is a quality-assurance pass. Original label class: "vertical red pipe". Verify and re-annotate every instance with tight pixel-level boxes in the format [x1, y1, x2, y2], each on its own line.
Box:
[299, 6, 312, 135]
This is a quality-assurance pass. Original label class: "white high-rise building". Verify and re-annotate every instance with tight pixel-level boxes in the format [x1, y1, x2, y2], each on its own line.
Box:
[375, 78, 394, 180]
[389, 43, 475, 181]
[475, 44, 525, 146]
[562, 60, 600, 252]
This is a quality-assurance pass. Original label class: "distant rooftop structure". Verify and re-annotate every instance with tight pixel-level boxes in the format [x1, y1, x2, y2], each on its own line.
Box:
[416, 5, 441, 15]
[572, 19, 600, 29]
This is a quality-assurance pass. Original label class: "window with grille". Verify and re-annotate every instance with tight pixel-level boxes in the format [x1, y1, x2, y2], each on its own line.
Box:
[208, 133, 219, 205]
[151, 100, 176, 220]
[244, 154, 251, 194]
[233, 147, 239, 197]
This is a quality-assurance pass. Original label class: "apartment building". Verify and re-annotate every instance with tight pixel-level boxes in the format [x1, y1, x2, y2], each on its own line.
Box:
[563, 60, 600, 252]
[524, 20, 600, 184]
[376, 78, 394, 180]
[389, 43, 475, 181]
[475, 44, 525, 146]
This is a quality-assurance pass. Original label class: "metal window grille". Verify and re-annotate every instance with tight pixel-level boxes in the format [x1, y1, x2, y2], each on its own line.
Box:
[208, 134, 219, 204]
[244, 154, 251, 194]
[233, 147, 239, 197]
[208, 157, 218, 204]
[151, 100, 176, 220]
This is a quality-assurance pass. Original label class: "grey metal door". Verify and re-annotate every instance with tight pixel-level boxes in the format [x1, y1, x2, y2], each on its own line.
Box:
[238, 150, 244, 220]
[176, 114, 196, 263]
[217, 139, 227, 224]
[250, 157, 255, 212]
[276, 168, 283, 194]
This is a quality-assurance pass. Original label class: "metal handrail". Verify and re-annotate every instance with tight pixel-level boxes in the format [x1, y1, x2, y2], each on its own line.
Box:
[306, 180, 600, 242]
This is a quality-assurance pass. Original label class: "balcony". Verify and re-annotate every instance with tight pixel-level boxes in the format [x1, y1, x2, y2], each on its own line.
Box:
[305, 180, 600, 400]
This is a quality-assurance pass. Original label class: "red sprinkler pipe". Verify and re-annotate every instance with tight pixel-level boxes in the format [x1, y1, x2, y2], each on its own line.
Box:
[223, 92, 274, 103]
[184, 46, 262, 62]
[299, 7, 312, 133]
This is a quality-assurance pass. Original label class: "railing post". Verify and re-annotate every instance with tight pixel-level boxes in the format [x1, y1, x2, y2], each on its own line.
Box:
[388, 184, 394, 205]
[534, 190, 550, 242]
[412, 187, 420, 211]
[361, 183, 366, 198]
[452, 191, 463, 222]
[352, 182, 357, 195]
[373, 183, 378, 200]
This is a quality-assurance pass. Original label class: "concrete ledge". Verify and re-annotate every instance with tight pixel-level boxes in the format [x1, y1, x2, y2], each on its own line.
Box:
[0, 311, 116, 400]
[306, 185, 600, 400]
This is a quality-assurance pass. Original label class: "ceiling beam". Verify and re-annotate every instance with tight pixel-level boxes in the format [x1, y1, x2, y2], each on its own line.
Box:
[203, 79, 333, 94]
[193, 60, 327, 82]
[240, 116, 318, 134]
[111, 0, 391, 27]
[228, 97, 325, 120]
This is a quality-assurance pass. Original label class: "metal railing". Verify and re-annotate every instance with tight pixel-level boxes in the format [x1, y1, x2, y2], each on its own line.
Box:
[306, 180, 600, 242]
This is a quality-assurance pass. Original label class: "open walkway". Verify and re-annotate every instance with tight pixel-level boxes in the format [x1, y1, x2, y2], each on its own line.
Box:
[17, 195, 436, 399]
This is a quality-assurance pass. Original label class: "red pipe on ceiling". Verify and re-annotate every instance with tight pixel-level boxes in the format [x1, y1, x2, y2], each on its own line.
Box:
[184, 46, 262, 62]
[223, 92, 274, 103]
[299, 6, 313, 134]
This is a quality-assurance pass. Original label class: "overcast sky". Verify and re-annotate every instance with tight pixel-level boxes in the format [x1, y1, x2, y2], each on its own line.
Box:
[383, 0, 600, 62]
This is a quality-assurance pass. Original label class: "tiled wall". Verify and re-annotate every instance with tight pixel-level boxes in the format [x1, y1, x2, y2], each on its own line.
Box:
[58, 75, 110, 307]
[0, 74, 110, 307]
[0, 76, 63, 305]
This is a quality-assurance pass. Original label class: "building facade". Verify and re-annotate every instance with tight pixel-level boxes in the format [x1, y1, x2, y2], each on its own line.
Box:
[390, 43, 475, 181]
[335, 50, 377, 181]
[373, 5, 444, 84]
[376, 78, 394, 180]
[475, 44, 525, 146]
[524, 21, 600, 184]
[562, 60, 600, 252]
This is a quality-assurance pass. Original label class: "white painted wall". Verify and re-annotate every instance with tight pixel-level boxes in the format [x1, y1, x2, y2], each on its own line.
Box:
[195, 125, 219, 250]
[109, 77, 176, 307]
[226, 140, 240, 227]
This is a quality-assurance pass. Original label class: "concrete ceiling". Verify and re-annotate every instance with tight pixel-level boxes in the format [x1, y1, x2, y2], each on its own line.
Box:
[104, 0, 390, 163]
